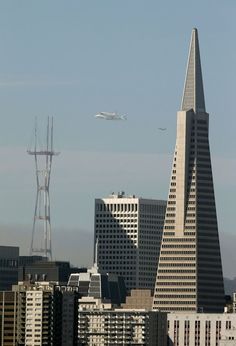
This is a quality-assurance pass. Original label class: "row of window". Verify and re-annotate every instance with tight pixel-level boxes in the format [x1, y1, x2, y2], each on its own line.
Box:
[155, 294, 196, 299]
[160, 257, 195, 261]
[157, 288, 196, 292]
[96, 218, 137, 222]
[96, 224, 138, 228]
[157, 275, 195, 280]
[161, 251, 195, 255]
[154, 300, 195, 305]
[171, 320, 233, 330]
[162, 244, 196, 248]
[99, 244, 137, 248]
[156, 281, 196, 286]
[0, 259, 18, 268]
[163, 238, 195, 242]
[158, 269, 196, 273]
[96, 204, 138, 212]
[99, 255, 135, 260]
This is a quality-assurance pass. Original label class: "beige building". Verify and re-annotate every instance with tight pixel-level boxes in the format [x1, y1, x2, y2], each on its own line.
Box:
[1, 282, 79, 346]
[15, 282, 60, 346]
[168, 313, 236, 346]
[121, 289, 153, 310]
[95, 192, 166, 291]
[13, 281, 74, 346]
[153, 28, 224, 313]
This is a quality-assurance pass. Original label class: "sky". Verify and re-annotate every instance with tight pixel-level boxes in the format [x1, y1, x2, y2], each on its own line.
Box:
[0, 1, 236, 277]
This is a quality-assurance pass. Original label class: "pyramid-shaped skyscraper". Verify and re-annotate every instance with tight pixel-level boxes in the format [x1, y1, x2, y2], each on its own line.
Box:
[153, 29, 225, 313]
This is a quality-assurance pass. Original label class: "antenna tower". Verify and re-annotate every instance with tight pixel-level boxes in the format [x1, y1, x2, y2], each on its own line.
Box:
[28, 117, 59, 260]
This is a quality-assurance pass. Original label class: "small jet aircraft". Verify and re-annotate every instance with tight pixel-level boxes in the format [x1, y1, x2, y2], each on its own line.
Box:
[95, 112, 127, 120]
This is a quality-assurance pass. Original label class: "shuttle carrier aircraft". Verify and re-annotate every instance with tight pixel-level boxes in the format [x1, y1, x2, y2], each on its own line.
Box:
[95, 112, 127, 120]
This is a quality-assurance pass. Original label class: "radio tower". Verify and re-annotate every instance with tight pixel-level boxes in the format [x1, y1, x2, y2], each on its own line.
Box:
[28, 117, 59, 260]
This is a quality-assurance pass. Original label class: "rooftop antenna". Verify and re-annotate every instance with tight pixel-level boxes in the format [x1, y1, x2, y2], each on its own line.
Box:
[88, 235, 100, 275]
[94, 236, 99, 270]
[27, 116, 60, 260]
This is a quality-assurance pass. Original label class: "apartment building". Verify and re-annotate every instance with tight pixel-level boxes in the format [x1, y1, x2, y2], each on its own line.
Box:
[78, 305, 167, 346]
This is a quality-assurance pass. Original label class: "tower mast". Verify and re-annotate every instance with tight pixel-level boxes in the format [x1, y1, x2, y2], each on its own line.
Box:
[28, 117, 59, 260]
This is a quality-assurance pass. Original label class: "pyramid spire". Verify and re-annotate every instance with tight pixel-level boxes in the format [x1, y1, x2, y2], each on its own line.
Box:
[181, 28, 206, 113]
[153, 28, 225, 313]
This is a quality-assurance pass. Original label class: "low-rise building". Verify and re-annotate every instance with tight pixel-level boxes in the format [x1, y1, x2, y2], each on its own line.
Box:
[168, 313, 236, 346]
[78, 306, 167, 346]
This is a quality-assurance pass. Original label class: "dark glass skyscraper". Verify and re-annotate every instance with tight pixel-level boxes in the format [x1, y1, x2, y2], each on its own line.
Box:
[0, 246, 19, 291]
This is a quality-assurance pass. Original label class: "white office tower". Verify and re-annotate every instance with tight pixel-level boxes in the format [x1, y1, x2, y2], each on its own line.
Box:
[95, 192, 166, 291]
[153, 28, 225, 313]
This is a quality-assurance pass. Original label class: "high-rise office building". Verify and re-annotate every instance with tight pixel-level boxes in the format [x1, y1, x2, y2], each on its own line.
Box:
[95, 192, 166, 291]
[153, 29, 225, 312]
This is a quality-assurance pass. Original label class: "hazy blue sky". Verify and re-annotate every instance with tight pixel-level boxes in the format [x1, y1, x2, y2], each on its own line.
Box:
[0, 1, 236, 277]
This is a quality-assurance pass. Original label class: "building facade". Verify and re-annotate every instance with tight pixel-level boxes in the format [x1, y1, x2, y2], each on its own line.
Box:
[57, 286, 80, 346]
[15, 281, 62, 346]
[0, 246, 19, 291]
[68, 263, 126, 305]
[78, 307, 167, 346]
[168, 313, 236, 346]
[121, 289, 153, 310]
[153, 28, 225, 313]
[95, 192, 166, 290]
[1, 282, 79, 346]
[233, 293, 236, 313]
[0, 291, 17, 346]
[18, 260, 82, 284]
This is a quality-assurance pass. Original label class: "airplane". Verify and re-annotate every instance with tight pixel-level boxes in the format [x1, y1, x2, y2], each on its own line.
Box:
[158, 127, 167, 131]
[95, 112, 127, 120]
